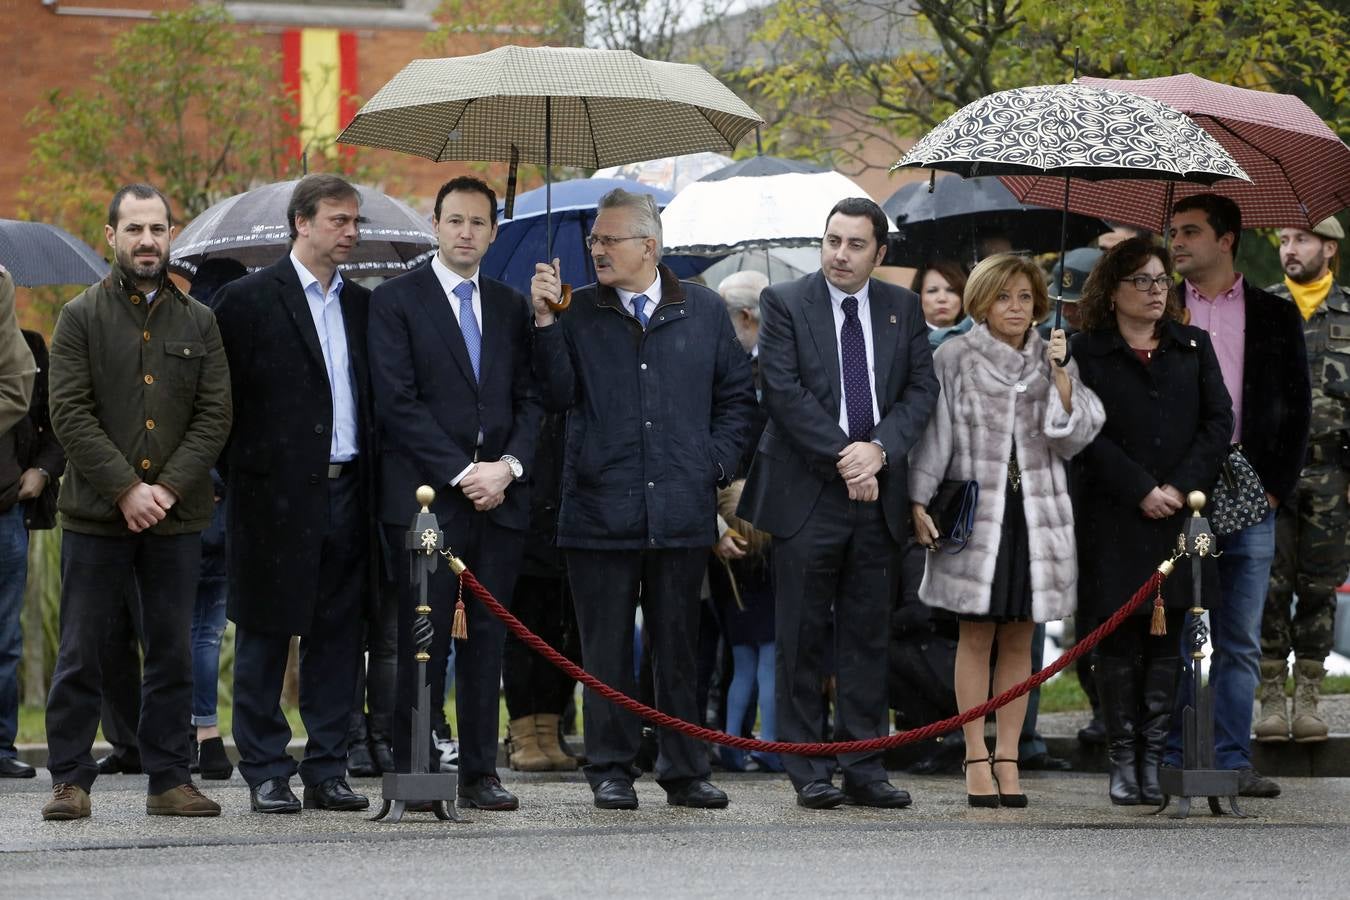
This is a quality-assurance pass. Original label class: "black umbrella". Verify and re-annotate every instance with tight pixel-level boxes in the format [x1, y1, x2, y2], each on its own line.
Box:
[884, 176, 1108, 268]
[0, 219, 109, 287]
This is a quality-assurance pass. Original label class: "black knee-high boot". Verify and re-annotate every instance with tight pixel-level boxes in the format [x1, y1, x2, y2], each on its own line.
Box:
[1138, 655, 1181, 805]
[1097, 655, 1142, 805]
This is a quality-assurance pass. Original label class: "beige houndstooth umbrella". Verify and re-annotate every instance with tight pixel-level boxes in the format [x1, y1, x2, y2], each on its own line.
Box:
[337, 45, 762, 264]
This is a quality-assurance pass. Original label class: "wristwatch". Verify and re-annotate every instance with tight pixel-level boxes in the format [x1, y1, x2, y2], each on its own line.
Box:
[871, 440, 888, 469]
[500, 455, 524, 480]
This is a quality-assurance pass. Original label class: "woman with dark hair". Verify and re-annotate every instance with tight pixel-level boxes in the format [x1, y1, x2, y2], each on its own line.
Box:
[911, 259, 972, 347]
[1070, 237, 1233, 806]
[910, 254, 1104, 808]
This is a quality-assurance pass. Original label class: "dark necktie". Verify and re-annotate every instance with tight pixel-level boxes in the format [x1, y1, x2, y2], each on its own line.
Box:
[632, 293, 650, 328]
[840, 295, 874, 442]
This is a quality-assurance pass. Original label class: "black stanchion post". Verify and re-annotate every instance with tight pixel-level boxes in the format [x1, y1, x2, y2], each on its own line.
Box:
[372, 485, 462, 823]
[1154, 490, 1245, 819]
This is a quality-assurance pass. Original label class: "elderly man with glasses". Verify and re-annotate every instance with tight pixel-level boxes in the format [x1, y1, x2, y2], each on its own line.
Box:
[531, 187, 756, 811]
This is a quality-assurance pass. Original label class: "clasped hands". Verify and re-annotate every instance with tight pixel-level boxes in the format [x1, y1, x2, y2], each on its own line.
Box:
[117, 482, 178, 533]
[1139, 483, 1184, 520]
[461, 460, 513, 512]
[838, 441, 883, 502]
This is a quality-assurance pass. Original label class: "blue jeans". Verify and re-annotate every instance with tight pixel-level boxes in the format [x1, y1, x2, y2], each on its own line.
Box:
[0, 505, 28, 757]
[190, 577, 228, 727]
[1168, 509, 1275, 770]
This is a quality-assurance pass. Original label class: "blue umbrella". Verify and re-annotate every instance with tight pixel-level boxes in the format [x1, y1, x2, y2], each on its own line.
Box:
[481, 177, 712, 295]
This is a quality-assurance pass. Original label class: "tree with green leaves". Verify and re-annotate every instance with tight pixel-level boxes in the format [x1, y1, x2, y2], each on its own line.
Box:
[21, 6, 375, 282]
[739, 0, 1350, 174]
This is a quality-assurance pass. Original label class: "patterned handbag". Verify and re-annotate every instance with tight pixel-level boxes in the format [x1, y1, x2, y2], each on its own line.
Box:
[1208, 445, 1270, 536]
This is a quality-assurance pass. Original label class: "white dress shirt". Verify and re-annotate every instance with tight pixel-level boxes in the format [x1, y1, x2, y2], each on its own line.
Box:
[616, 272, 662, 323]
[290, 252, 358, 462]
[825, 278, 881, 435]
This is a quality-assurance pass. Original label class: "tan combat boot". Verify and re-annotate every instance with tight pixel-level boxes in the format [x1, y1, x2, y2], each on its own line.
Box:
[506, 716, 551, 771]
[1253, 659, 1291, 743]
[41, 783, 91, 821]
[1291, 658, 1330, 743]
[535, 713, 579, 771]
[147, 782, 221, 816]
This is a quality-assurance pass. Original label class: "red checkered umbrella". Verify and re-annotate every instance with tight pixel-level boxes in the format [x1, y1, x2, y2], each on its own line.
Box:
[1001, 74, 1350, 231]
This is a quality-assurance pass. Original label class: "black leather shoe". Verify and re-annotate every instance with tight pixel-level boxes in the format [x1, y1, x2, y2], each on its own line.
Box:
[1237, 767, 1281, 798]
[370, 740, 395, 775]
[665, 778, 729, 809]
[593, 778, 639, 810]
[346, 741, 378, 778]
[0, 756, 36, 778]
[458, 775, 519, 810]
[96, 752, 142, 775]
[303, 776, 369, 810]
[197, 737, 234, 781]
[796, 780, 846, 809]
[250, 777, 301, 814]
[1021, 752, 1072, 772]
[844, 780, 912, 809]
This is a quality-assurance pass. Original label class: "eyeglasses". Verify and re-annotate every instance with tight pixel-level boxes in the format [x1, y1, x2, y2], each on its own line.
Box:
[585, 234, 649, 250]
[1120, 275, 1173, 292]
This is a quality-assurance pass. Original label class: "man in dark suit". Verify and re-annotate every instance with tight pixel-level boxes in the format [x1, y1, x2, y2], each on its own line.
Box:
[214, 174, 375, 815]
[1167, 193, 1311, 799]
[368, 176, 539, 811]
[738, 197, 939, 809]
[531, 187, 755, 811]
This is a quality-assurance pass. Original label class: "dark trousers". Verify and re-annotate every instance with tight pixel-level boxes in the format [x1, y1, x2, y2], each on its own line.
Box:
[391, 512, 523, 781]
[774, 482, 896, 791]
[46, 530, 200, 795]
[352, 569, 400, 738]
[567, 547, 711, 790]
[232, 470, 366, 788]
[99, 584, 143, 761]
[503, 574, 579, 718]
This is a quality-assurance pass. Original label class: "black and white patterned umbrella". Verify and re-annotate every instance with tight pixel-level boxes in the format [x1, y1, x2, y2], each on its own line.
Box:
[893, 83, 1248, 327]
[169, 180, 436, 278]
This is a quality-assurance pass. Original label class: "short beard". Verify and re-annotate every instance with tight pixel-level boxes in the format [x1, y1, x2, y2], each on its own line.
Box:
[117, 248, 166, 284]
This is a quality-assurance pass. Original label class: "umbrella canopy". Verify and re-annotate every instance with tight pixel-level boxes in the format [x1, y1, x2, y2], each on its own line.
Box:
[884, 175, 1108, 267]
[481, 178, 712, 294]
[662, 170, 895, 257]
[169, 180, 436, 277]
[592, 152, 732, 193]
[0, 219, 109, 287]
[1001, 74, 1350, 231]
[337, 46, 761, 168]
[692, 246, 821, 288]
[701, 155, 824, 181]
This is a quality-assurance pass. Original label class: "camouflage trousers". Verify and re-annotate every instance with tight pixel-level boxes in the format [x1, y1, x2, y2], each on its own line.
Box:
[1263, 462, 1350, 661]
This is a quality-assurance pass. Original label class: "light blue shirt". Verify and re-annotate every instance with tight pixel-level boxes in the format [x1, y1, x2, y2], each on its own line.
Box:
[291, 252, 358, 462]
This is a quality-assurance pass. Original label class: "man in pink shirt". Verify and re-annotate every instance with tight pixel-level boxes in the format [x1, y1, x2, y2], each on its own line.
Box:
[1167, 193, 1311, 799]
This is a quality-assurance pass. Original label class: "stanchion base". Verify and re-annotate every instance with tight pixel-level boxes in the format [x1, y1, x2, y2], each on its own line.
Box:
[1153, 767, 1246, 819]
[370, 772, 462, 824]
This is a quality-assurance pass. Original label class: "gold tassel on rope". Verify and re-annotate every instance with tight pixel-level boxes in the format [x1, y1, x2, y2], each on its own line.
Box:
[445, 551, 469, 641]
[1149, 587, 1167, 636]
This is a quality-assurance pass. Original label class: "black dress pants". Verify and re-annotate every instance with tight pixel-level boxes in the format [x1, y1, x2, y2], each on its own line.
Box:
[232, 470, 366, 789]
[46, 530, 200, 795]
[503, 574, 579, 718]
[566, 547, 711, 790]
[391, 511, 523, 781]
[99, 583, 144, 762]
[774, 482, 897, 791]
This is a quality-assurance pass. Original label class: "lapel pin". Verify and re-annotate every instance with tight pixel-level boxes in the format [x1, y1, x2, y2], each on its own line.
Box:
[1189, 339, 1197, 347]
[889, 315, 897, 324]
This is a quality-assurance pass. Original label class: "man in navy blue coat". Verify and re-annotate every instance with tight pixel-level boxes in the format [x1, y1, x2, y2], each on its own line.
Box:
[530, 187, 755, 810]
[368, 176, 540, 811]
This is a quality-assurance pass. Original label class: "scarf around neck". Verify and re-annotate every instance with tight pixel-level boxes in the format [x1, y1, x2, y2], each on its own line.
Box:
[1286, 269, 1334, 320]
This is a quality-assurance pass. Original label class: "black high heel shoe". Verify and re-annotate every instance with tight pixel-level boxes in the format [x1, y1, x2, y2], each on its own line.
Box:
[963, 756, 999, 808]
[992, 757, 1028, 808]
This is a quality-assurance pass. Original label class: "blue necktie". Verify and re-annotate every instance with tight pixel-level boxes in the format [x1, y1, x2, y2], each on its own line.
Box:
[454, 280, 481, 382]
[632, 293, 650, 328]
[840, 295, 874, 442]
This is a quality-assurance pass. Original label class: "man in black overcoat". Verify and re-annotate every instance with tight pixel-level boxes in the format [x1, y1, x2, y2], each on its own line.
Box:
[214, 174, 376, 814]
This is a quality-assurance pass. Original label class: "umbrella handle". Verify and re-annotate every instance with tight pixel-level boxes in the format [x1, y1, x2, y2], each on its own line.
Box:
[544, 284, 572, 312]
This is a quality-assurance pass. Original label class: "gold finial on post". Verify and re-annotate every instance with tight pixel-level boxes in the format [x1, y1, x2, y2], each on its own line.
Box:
[416, 485, 436, 512]
[1187, 490, 1206, 516]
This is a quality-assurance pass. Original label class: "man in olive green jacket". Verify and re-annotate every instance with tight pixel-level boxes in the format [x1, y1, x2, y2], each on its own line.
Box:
[42, 184, 231, 821]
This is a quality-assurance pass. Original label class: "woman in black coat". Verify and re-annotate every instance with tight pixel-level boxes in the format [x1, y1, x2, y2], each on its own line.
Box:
[1071, 237, 1233, 806]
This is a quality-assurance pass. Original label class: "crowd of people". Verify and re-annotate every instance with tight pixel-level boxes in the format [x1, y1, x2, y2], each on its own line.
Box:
[0, 172, 1343, 822]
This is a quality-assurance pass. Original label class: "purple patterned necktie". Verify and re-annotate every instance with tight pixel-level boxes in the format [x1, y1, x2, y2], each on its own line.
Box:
[839, 295, 874, 442]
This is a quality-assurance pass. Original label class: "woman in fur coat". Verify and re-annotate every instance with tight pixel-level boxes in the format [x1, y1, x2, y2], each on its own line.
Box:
[910, 255, 1105, 808]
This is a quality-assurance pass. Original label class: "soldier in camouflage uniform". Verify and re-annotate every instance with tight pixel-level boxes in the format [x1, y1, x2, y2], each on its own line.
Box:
[1259, 216, 1346, 743]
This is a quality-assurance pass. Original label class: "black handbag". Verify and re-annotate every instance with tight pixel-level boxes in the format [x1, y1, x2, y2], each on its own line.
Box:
[929, 479, 979, 554]
[1208, 445, 1269, 536]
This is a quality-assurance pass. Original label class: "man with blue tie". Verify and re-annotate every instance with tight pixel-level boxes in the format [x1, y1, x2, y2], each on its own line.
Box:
[369, 176, 540, 811]
[214, 174, 376, 814]
[738, 198, 939, 809]
[530, 188, 755, 810]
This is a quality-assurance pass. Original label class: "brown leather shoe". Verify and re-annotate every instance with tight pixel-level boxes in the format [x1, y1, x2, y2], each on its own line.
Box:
[42, 783, 91, 820]
[147, 782, 221, 817]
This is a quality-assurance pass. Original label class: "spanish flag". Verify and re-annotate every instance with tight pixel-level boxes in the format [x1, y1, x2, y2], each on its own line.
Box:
[282, 28, 359, 161]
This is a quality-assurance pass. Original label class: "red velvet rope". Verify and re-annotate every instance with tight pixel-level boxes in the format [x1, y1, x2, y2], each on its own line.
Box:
[460, 566, 1166, 757]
